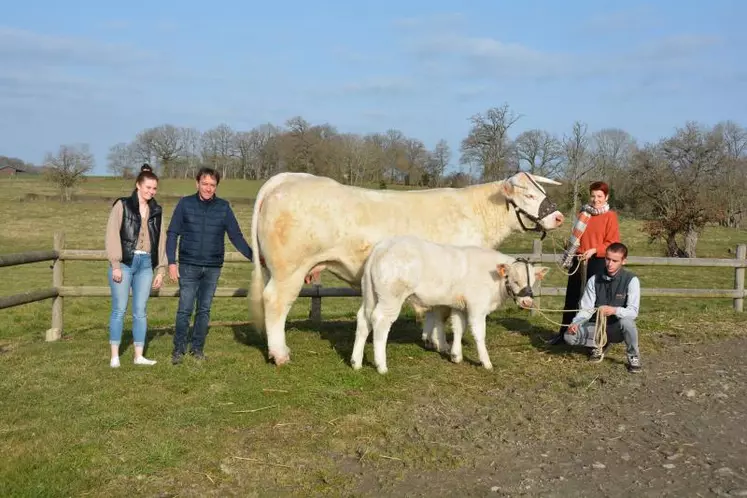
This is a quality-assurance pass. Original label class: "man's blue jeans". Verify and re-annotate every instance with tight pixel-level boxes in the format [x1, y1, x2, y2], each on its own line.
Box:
[173, 263, 222, 355]
[108, 253, 153, 346]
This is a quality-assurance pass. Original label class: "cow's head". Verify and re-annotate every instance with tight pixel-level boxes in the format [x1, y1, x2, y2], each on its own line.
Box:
[502, 172, 565, 237]
[497, 258, 549, 310]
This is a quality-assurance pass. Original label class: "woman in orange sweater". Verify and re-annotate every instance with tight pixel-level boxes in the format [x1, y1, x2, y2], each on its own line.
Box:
[547, 181, 621, 345]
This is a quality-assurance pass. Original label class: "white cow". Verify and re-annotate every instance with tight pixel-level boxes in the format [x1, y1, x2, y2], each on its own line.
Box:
[250, 171, 563, 365]
[351, 235, 550, 374]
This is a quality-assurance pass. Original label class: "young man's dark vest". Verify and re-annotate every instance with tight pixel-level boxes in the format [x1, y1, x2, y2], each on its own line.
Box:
[115, 191, 162, 269]
[590, 267, 635, 341]
[177, 193, 230, 267]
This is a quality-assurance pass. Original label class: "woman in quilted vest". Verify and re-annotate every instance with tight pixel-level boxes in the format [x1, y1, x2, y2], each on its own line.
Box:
[104, 164, 167, 367]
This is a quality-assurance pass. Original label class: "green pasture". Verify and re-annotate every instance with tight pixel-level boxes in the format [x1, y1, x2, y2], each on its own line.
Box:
[1, 176, 745, 497]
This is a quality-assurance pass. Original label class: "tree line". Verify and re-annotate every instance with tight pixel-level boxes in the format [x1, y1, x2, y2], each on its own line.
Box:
[27, 103, 747, 257]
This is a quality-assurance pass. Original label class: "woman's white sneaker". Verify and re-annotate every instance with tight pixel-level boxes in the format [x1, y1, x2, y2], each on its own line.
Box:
[110, 357, 120, 368]
[134, 356, 157, 366]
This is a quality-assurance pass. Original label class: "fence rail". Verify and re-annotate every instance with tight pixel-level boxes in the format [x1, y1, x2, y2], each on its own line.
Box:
[1, 232, 745, 341]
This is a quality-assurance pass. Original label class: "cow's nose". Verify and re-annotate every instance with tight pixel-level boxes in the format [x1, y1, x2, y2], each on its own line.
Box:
[555, 213, 565, 225]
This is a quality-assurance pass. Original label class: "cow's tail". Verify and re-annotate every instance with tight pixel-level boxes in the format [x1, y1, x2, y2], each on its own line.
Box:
[361, 246, 377, 323]
[249, 184, 268, 332]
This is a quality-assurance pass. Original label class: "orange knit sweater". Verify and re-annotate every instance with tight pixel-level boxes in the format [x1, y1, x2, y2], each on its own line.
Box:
[576, 210, 621, 258]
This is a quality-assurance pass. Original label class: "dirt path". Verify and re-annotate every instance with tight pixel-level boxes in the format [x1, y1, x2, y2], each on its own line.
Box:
[361, 336, 747, 497]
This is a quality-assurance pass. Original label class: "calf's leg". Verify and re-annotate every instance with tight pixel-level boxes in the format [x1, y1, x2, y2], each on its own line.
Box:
[371, 298, 403, 374]
[351, 305, 372, 370]
[450, 310, 467, 364]
[468, 312, 493, 370]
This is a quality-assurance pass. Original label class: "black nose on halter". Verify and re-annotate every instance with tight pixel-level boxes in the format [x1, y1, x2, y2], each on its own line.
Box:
[537, 197, 558, 221]
[507, 197, 558, 241]
[506, 258, 534, 299]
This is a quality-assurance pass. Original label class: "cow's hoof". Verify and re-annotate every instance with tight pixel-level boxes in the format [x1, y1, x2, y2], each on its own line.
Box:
[269, 349, 291, 366]
[451, 354, 462, 364]
[351, 361, 362, 370]
[376, 365, 388, 374]
[437, 343, 451, 354]
[483, 363, 493, 370]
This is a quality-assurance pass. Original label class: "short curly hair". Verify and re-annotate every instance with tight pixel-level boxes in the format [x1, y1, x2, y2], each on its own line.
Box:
[589, 181, 609, 196]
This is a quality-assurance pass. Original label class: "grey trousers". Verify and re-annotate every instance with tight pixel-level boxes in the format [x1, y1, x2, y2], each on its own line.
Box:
[564, 317, 640, 358]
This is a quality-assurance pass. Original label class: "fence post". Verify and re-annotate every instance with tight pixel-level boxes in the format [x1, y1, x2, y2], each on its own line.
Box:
[734, 244, 746, 313]
[309, 273, 322, 324]
[531, 239, 542, 317]
[46, 232, 65, 341]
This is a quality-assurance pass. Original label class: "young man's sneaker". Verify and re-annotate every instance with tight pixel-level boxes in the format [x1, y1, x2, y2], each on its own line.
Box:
[171, 352, 184, 365]
[189, 350, 207, 361]
[588, 347, 605, 363]
[627, 356, 642, 373]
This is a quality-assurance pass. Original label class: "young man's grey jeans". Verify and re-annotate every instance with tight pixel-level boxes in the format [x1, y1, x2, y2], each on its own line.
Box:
[564, 317, 640, 358]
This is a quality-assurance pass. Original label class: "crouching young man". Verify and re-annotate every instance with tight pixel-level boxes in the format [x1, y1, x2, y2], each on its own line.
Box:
[565, 242, 642, 373]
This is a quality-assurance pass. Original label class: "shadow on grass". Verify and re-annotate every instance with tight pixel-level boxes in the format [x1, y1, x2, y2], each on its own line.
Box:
[282, 317, 490, 368]
[230, 322, 269, 361]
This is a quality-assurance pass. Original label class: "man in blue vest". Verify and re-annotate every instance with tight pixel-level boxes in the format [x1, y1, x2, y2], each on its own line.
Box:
[166, 167, 253, 364]
[564, 242, 642, 373]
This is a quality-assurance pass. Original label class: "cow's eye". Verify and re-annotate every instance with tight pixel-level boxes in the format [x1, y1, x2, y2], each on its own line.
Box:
[525, 193, 536, 200]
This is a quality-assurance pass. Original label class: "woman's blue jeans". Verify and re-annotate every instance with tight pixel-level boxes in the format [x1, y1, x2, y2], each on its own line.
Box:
[108, 253, 153, 347]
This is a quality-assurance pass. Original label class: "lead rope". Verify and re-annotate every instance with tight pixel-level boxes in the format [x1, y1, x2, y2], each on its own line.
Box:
[531, 234, 606, 348]
[520, 302, 608, 350]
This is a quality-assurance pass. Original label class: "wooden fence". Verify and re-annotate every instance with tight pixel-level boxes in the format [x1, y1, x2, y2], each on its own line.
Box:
[1, 232, 745, 341]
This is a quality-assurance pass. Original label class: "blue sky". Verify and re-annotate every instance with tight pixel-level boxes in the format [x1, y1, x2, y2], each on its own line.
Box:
[1, 0, 745, 176]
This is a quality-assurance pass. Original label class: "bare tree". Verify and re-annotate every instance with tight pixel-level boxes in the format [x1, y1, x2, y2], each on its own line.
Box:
[180, 127, 202, 179]
[514, 129, 563, 177]
[201, 124, 236, 178]
[424, 139, 451, 186]
[403, 138, 427, 185]
[130, 129, 157, 168]
[460, 103, 521, 182]
[561, 121, 597, 213]
[106, 142, 137, 178]
[382, 129, 407, 184]
[147, 124, 184, 178]
[591, 128, 638, 210]
[44, 144, 94, 201]
[713, 121, 747, 227]
[631, 122, 727, 257]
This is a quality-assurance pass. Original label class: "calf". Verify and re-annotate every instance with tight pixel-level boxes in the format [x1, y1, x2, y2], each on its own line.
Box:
[350, 235, 549, 374]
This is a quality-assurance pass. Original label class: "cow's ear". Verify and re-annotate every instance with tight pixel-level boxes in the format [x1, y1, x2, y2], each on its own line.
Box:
[496, 264, 507, 277]
[502, 181, 515, 198]
[535, 266, 550, 281]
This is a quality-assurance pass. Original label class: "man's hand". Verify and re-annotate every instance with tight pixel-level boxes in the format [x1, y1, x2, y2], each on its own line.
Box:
[583, 248, 597, 261]
[567, 323, 579, 335]
[168, 264, 179, 282]
[152, 273, 164, 290]
[112, 268, 123, 283]
[598, 305, 617, 317]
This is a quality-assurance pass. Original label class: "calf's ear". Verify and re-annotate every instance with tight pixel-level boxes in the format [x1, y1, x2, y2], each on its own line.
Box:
[496, 264, 508, 277]
[534, 266, 550, 280]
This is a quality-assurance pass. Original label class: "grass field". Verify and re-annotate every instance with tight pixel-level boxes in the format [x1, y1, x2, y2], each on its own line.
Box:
[1, 176, 746, 497]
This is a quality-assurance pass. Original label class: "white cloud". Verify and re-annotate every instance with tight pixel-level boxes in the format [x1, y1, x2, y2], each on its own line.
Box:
[340, 77, 417, 96]
[0, 26, 155, 67]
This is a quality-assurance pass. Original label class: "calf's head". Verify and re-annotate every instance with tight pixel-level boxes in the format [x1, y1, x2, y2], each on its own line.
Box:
[502, 172, 565, 236]
[497, 258, 550, 310]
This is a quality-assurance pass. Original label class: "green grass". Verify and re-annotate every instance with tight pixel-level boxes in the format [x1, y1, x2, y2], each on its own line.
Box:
[1, 176, 747, 496]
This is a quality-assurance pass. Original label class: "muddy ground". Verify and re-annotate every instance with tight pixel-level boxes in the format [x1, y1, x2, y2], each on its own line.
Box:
[348, 336, 747, 497]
